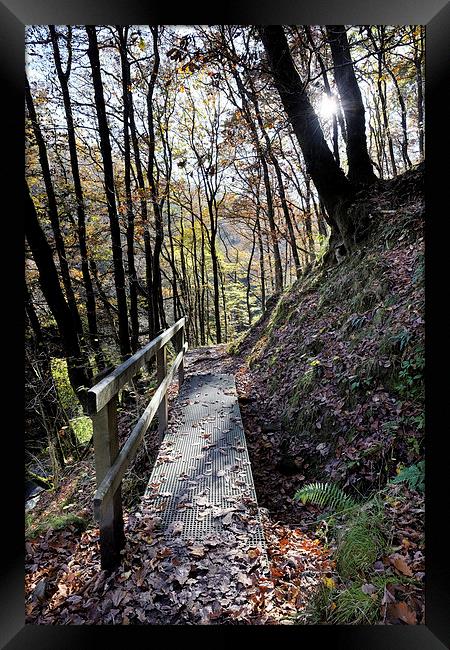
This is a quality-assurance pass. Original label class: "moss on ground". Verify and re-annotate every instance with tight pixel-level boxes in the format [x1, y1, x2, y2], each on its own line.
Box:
[26, 511, 88, 538]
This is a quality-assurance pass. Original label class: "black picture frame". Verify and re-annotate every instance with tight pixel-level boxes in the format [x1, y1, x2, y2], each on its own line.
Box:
[3, 0, 449, 647]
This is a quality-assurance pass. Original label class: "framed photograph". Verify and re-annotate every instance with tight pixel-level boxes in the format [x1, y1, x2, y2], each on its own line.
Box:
[3, 0, 448, 646]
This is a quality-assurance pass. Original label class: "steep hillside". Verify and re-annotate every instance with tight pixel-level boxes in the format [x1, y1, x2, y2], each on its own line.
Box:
[231, 164, 425, 622]
[236, 163, 424, 494]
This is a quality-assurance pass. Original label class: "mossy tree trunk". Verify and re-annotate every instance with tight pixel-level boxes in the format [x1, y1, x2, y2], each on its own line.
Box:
[25, 188, 92, 409]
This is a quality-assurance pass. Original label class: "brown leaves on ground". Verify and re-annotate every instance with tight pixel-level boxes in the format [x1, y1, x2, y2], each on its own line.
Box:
[25, 507, 332, 625]
[387, 601, 417, 625]
[389, 552, 413, 577]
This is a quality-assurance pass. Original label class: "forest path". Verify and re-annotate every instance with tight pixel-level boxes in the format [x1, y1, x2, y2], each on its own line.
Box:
[183, 343, 236, 375]
[144, 366, 267, 552]
[26, 344, 334, 624]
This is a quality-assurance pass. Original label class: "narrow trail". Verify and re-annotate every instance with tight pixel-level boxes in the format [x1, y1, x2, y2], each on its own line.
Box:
[25, 344, 333, 625]
[144, 372, 267, 552]
[185, 344, 320, 529]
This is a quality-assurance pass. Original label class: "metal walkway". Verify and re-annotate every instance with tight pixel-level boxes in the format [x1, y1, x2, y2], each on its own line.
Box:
[144, 373, 266, 548]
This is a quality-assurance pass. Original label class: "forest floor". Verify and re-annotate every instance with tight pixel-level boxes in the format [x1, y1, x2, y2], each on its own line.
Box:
[25, 345, 335, 625]
[25, 343, 423, 626]
[25, 164, 425, 626]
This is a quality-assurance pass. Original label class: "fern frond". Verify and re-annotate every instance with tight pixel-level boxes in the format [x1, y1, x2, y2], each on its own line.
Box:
[294, 481, 357, 512]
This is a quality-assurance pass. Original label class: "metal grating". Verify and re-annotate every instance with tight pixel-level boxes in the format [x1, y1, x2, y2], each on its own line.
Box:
[144, 373, 267, 550]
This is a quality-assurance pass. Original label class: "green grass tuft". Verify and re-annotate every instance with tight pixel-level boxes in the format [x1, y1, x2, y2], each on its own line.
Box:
[336, 501, 388, 578]
[330, 582, 381, 624]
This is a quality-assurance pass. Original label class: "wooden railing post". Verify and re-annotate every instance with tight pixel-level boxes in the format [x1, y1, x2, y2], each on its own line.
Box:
[174, 321, 185, 388]
[88, 317, 186, 568]
[156, 344, 168, 442]
[178, 323, 185, 387]
[92, 394, 125, 570]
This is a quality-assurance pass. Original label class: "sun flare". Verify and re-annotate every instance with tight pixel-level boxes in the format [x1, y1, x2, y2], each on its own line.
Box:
[318, 94, 337, 119]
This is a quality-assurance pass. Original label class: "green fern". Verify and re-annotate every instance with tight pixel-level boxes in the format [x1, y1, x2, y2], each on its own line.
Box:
[391, 461, 425, 493]
[294, 481, 357, 512]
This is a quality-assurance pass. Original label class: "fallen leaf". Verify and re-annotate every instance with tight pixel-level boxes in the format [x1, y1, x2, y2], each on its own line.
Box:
[222, 511, 236, 524]
[390, 553, 413, 576]
[237, 572, 253, 587]
[195, 496, 210, 507]
[323, 577, 336, 589]
[32, 579, 47, 602]
[381, 585, 396, 605]
[168, 521, 184, 535]
[387, 601, 417, 624]
[189, 545, 205, 558]
[174, 565, 190, 585]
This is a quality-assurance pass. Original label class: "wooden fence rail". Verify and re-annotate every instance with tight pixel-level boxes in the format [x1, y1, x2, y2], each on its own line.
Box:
[87, 317, 187, 569]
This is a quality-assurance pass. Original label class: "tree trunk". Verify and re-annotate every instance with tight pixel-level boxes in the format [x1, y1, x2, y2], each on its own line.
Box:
[259, 26, 355, 250]
[226, 64, 284, 291]
[117, 26, 139, 352]
[49, 25, 104, 367]
[369, 26, 397, 178]
[255, 196, 266, 311]
[127, 53, 155, 340]
[246, 224, 257, 325]
[25, 74, 84, 342]
[386, 66, 412, 170]
[260, 156, 283, 291]
[412, 26, 425, 159]
[147, 25, 166, 335]
[246, 77, 301, 278]
[26, 188, 91, 407]
[326, 25, 377, 185]
[305, 176, 316, 261]
[86, 25, 131, 359]
[165, 198, 180, 322]
[304, 25, 341, 164]
[191, 190, 201, 345]
[208, 205, 222, 343]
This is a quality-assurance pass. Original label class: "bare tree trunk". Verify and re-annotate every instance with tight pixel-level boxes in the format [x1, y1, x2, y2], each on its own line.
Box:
[369, 27, 397, 177]
[117, 26, 139, 352]
[166, 197, 180, 321]
[412, 25, 425, 159]
[49, 25, 103, 366]
[253, 193, 266, 311]
[326, 25, 377, 185]
[238, 69, 301, 280]
[86, 25, 131, 359]
[301, 177, 314, 261]
[260, 156, 283, 292]
[220, 265, 228, 343]
[127, 54, 155, 340]
[246, 224, 257, 325]
[25, 74, 84, 342]
[386, 65, 412, 170]
[259, 26, 355, 251]
[147, 25, 166, 334]
[304, 25, 341, 164]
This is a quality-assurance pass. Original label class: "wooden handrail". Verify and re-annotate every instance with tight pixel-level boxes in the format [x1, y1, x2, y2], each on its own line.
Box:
[87, 318, 185, 415]
[93, 343, 187, 520]
[88, 318, 187, 569]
